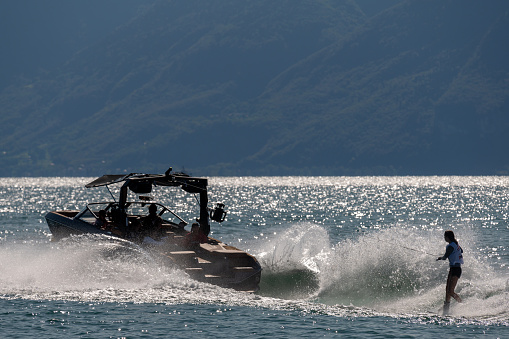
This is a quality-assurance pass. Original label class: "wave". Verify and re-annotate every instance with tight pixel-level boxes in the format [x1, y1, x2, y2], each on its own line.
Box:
[0, 234, 193, 294]
[251, 223, 509, 321]
[254, 223, 329, 299]
[1, 227, 508, 324]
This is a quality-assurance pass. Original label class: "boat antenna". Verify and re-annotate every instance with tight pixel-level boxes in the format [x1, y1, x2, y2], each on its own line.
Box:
[106, 185, 117, 202]
[193, 193, 200, 206]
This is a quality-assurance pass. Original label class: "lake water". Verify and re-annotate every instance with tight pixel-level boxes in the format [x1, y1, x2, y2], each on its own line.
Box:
[1, 176, 508, 338]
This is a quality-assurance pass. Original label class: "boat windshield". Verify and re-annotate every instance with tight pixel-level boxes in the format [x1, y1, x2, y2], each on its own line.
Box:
[75, 202, 114, 224]
[75, 206, 101, 224]
[79, 201, 186, 226]
[124, 202, 186, 225]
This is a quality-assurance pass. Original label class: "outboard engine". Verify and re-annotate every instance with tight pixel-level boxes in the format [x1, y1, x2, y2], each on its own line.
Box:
[210, 203, 227, 223]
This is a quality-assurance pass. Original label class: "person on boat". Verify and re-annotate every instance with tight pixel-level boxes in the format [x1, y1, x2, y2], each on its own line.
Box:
[140, 204, 164, 240]
[96, 209, 124, 236]
[436, 230, 463, 314]
[94, 210, 110, 230]
[184, 223, 208, 248]
[107, 207, 128, 237]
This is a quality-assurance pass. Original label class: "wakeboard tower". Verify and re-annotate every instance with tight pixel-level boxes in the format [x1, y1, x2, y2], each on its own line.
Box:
[45, 167, 262, 292]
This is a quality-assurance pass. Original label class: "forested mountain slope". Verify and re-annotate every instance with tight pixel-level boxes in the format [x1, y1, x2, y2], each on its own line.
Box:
[1, 0, 507, 176]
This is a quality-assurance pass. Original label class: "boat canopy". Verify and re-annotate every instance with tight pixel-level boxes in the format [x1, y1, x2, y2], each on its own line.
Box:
[85, 174, 126, 188]
[85, 171, 208, 194]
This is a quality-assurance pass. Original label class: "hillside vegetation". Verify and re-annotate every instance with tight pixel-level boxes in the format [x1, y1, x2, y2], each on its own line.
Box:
[1, 0, 508, 176]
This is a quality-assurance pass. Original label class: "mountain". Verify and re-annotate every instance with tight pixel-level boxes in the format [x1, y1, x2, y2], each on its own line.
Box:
[0, 0, 153, 90]
[1, 0, 508, 176]
[250, 0, 509, 175]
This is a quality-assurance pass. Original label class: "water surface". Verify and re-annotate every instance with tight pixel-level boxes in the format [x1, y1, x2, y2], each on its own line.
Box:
[1, 176, 508, 337]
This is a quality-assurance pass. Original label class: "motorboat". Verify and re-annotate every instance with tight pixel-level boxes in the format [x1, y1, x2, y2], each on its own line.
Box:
[45, 168, 262, 292]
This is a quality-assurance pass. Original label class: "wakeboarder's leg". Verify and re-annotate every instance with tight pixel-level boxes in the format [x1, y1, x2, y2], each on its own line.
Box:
[447, 275, 462, 303]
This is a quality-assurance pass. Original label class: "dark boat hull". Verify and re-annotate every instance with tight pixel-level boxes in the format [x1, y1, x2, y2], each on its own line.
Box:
[46, 211, 105, 240]
[164, 242, 262, 292]
[45, 211, 261, 292]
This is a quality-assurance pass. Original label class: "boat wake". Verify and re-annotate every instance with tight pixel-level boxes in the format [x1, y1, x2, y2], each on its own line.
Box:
[1, 227, 508, 325]
[0, 234, 193, 294]
[249, 223, 509, 323]
[254, 223, 329, 299]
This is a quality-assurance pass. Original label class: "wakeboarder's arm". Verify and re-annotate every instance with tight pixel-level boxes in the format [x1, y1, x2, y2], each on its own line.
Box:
[436, 245, 453, 261]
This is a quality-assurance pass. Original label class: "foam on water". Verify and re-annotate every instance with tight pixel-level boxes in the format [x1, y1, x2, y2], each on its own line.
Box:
[254, 223, 330, 299]
[250, 223, 509, 322]
[0, 227, 508, 326]
[0, 235, 192, 294]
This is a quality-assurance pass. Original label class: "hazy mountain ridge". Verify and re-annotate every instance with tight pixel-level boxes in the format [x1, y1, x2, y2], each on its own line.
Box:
[249, 0, 509, 174]
[1, 0, 508, 176]
[0, 0, 154, 90]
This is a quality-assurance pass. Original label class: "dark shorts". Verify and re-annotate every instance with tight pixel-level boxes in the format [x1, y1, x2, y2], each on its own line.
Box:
[449, 266, 462, 278]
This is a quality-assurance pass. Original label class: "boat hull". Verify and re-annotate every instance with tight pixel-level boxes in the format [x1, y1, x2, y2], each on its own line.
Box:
[163, 242, 262, 292]
[46, 211, 106, 241]
[45, 211, 261, 292]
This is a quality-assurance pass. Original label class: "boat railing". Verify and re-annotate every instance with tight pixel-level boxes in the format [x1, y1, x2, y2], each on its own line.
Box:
[122, 201, 187, 225]
[76, 201, 187, 226]
[72, 202, 124, 227]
